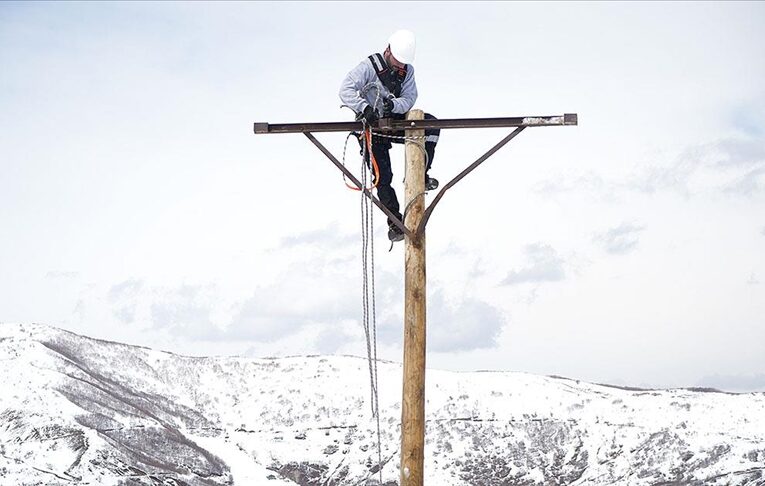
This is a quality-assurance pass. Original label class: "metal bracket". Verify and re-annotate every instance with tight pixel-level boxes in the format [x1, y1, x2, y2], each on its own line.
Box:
[255, 114, 577, 239]
[302, 127, 528, 238]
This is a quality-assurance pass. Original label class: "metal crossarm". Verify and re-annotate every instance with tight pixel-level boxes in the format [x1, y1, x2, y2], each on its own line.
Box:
[254, 114, 577, 134]
[253, 113, 577, 234]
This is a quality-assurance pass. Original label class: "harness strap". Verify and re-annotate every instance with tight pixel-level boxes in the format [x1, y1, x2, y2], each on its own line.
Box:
[368, 53, 386, 73]
[367, 53, 407, 98]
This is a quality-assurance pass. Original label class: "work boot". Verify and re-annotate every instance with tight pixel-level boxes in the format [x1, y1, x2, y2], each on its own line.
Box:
[425, 175, 439, 191]
[388, 223, 405, 242]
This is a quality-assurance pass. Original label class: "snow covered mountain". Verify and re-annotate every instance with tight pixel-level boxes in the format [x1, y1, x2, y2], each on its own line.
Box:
[0, 323, 763, 485]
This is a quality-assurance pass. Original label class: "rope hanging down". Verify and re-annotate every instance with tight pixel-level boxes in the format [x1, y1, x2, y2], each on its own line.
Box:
[341, 127, 380, 192]
[359, 131, 384, 485]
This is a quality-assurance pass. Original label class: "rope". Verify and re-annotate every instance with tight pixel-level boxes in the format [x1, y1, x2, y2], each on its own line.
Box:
[341, 129, 380, 192]
[359, 126, 384, 485]
[371, 131, 426, 141]
[403, 191, 427, 226]
[402, 137, 430, 187]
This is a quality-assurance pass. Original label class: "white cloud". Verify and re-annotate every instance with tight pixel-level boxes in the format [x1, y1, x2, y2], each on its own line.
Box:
[500, 244, 565, 286]
[148, 284, 219, 340]
[46, 271, 80, 280]
[108, 279, 144, 302]
[277, 222, 357, 249]
[630, 136, 765, 196]
[533, 172, 613, 200]
[314, 320, 361, 355]
[724, 166, 765, 196]
[594, 223, 645, 255]
[534, 135, 765, 199]
[105, 279, 143, 325]
[428, 290, 505, 353]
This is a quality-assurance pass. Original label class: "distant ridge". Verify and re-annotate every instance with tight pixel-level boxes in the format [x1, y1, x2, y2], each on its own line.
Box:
[1, 322, 764, 485]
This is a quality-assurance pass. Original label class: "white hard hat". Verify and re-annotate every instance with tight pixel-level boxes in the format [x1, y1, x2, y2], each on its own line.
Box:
[388, 29, 416, 64]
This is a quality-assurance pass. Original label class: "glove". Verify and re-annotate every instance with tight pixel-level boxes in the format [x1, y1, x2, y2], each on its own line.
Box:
[360, 105, 378, 125]
[382, 97, 394, 117]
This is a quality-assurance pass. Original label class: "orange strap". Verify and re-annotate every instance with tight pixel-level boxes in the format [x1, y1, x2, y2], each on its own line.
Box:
[345, 127, 380, 191]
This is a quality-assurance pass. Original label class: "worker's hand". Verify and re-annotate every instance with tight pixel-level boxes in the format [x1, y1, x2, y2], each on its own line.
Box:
[382, 98, 394, 117]
[360, 105, 378, 125]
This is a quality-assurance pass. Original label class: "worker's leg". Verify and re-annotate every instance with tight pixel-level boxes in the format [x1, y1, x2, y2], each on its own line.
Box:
[423, 113, 440, 174]
[389, 113, 440, 189]
[368, 138, 402, 227]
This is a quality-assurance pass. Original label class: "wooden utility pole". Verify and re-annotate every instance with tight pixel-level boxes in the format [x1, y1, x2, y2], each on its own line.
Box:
[253, 112, 576, 485]
[401, 110, 426, 486]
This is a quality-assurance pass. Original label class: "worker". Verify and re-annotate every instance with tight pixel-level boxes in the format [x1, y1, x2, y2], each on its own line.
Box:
[339, 29, 440, 242]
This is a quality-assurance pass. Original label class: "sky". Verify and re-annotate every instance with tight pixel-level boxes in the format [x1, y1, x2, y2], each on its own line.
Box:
[1, 1, 764, 392]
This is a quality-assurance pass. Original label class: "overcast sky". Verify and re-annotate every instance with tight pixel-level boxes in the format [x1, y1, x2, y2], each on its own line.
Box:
[1, 2, 764, 392]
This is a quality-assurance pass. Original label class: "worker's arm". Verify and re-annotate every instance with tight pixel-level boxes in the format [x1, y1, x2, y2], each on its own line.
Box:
[391, 65, 418, 114]
[339, 61, 373, 114]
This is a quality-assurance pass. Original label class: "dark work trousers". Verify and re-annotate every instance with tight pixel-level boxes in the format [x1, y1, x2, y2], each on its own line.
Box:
[360, 112, 440, 228]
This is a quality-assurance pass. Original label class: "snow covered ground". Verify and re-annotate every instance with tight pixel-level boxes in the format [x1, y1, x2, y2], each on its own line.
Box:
[0, 322, 763, 485]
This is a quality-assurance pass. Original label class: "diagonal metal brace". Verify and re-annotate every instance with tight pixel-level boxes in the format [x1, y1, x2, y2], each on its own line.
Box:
[416, 126, 526, 235]
[303, 132, 412, 238]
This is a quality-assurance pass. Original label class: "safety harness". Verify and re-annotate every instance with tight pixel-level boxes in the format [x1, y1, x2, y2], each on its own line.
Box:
[343, 54, 408, 193]
[367, 53, 407, 97]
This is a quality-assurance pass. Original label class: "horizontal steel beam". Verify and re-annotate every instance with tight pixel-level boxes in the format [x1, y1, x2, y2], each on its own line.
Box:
[254, 114, 577, 134]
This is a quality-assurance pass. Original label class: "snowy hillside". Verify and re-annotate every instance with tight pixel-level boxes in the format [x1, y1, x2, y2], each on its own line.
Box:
[0, 323, 763, 485]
